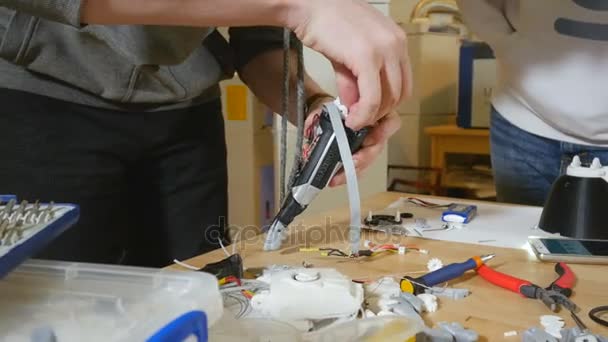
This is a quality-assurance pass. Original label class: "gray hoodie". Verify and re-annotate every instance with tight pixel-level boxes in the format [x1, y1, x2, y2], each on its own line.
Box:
[0, 0, 286, 111]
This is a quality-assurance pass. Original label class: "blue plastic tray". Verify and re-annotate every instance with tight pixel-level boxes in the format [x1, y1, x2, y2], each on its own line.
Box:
[0, 196, 79, 278]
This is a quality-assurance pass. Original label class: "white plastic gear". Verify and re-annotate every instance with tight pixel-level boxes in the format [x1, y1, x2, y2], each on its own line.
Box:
[417, 293, 438, 313]
[427, 258, 444, 272]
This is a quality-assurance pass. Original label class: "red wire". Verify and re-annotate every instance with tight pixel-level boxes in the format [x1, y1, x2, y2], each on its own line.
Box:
[224, 276, 242, 286]
[305, 114, 320, 140]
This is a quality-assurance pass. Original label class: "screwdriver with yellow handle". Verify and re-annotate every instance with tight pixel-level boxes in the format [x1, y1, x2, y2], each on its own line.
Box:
[401, 254, 495, 294]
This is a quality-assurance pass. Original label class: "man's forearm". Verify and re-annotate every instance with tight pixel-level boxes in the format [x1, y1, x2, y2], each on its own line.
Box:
[238, 49, 329, 122]
[82, 0, 300, 28]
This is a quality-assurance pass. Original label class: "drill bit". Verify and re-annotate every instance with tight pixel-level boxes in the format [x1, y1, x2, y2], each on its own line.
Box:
[27, 200, 41, 224]
[42, 202, 55, 223]
[0, 219, 8, 245]
[4, 199, 16, 221]
[16, 200, 28, 221]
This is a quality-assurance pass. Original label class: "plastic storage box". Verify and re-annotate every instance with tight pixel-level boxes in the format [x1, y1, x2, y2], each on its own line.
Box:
[0, 260, 223, 341]
[0, 197, 223, 341]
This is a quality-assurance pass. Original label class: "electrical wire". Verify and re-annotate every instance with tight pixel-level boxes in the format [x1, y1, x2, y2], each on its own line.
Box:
[589, 306, 608, 328]
[218, 237, 231, 257]
[220, 279, 269, 319]
[406, 278, 450, 292]
[223, 292, 251, 319]
[364, 276, 395, 296]
[352, 271, 431, 284]
[406, 197, 451, 209]
[172, 259, 202, 271]
[232, 229, 242, 255]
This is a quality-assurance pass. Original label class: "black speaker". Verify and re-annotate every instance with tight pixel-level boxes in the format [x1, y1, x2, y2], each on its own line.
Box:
[538, 157, 608, 240]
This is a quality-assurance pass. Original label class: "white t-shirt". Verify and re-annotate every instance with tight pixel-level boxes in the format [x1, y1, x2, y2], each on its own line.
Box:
[457, 0, 608, 146]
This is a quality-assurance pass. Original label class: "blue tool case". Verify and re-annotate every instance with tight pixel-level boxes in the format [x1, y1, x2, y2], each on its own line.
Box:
[0, 196, 222, 341]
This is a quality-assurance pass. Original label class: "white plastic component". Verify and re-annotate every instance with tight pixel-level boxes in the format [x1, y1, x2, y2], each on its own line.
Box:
[540, 315, 565, 339]
[251, 268, 363, 323]
[398, 246, 407, 255]
[364, 240, 372, 249]
[294, 269, 321, 282]
[377, 310, 397, 317]
[567, 155, 608, 182]
[540, 315, 565, 326]
[545, 328, 562, 339]
[395, 211, 401, 222]
[419, 249, 430, 255]
[427, 258, 444, 272]
[364, 277, 401, 298]
[333, 97, 349, 118]
[575, 334, 599, 342]
[367, 211, 373, 222]
[364, 310, 377, 318]
[378, 298, 400, 308]
[0, 260, 223, 341]
[503, 330, 518, 337]
[417, 294, 438, 313]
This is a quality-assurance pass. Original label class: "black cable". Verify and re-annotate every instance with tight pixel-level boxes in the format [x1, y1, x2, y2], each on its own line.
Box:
[279, 28, 291, 204]
[287, 38, 305, 189]
[589, 306, 608, 328]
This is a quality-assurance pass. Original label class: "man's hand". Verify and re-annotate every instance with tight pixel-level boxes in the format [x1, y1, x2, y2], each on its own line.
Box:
[287, 0, 411, 131]
[306, 96, 401, 187]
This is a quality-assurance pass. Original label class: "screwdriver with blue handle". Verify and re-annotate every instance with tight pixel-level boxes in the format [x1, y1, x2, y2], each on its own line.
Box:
[400, 254, 496, 294]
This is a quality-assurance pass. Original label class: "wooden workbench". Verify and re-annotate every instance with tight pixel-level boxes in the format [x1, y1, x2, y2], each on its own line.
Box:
[175, 192, 608, 340]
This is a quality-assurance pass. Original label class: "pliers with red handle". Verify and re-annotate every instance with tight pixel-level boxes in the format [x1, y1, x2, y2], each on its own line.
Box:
[477, 262, 578, 312]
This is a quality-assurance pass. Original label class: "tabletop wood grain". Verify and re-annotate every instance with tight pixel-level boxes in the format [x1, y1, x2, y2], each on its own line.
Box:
[170, 192, 608, 341]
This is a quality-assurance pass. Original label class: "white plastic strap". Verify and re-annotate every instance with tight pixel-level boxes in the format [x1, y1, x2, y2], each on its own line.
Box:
[325, 103, 362, 254]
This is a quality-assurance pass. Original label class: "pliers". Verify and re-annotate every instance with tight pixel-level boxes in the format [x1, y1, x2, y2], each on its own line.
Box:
[477, 262, 578, 312]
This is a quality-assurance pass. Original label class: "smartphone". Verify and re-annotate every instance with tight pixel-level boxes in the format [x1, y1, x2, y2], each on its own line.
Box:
[528, 237, 608, 264]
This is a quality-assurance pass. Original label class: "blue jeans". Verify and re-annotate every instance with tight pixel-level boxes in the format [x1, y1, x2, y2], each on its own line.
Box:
[491, 108, 608, 206]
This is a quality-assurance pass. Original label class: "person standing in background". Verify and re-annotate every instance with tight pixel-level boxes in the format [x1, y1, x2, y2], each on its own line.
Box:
[458, 0, 608, 206]
[0, 0, 408, 267]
